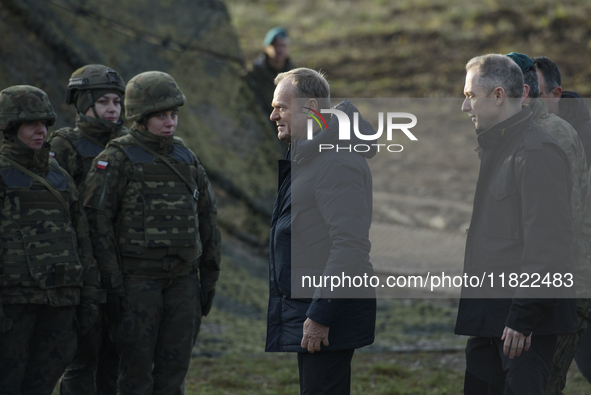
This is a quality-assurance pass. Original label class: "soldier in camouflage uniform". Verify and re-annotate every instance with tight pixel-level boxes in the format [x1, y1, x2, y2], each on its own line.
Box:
[506, 52, 591, 395]
[0, 85, 101, 394]
[48, 64, 127, 395]
[49, 64, 128, 188]
[82, 71, 221, 395]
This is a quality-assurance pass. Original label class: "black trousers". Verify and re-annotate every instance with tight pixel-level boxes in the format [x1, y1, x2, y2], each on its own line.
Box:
[297, 349, 355, 395]
[0, 304, 77, 395]
[464, 335, 557, 395]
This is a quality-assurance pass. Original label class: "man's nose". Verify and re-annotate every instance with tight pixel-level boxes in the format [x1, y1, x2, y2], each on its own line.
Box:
[270, 108, 278, 121]
[461, 98, 471, 112]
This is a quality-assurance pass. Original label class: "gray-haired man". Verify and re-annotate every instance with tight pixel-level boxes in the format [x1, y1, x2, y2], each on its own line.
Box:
[266, 68, 376, 394]
[455, 54, 577, 394]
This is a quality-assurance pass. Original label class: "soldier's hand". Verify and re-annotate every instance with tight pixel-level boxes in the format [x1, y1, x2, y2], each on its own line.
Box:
[501, 326, 532, 359]
[301, 318, 329, 353]
[201, 289, 215, 317]
[77, 301, 99, 336]
[105, 292, 125, 324]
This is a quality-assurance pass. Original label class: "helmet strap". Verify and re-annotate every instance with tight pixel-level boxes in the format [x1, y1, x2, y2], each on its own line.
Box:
[2, 123, 19, 140]
[87, 90, 100, 119]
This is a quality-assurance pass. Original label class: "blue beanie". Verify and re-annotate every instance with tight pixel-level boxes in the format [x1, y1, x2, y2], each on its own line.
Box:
[505, 52, 534, 73]
[263, 27, 288, 46]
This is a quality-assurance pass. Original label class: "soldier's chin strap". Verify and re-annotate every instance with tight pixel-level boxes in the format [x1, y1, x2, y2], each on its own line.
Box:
[86, 90, 100, 119]
[2, 124, 19, 140]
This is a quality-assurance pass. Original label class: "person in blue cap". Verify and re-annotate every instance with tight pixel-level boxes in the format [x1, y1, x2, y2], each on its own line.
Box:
[247, 27, 295, 155]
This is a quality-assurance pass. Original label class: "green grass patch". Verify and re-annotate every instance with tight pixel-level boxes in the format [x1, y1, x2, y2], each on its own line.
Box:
[185, 351, 465, 394]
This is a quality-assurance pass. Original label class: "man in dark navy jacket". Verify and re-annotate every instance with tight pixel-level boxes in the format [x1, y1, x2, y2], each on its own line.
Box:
[266, 67, 376, 394]
[456, 54, 578, 394]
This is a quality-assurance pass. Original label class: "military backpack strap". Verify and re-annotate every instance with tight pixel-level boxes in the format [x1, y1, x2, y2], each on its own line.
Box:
[130, 135, 199, 201]
[51, 127, 105, 149]
[0, 155, 72, 219]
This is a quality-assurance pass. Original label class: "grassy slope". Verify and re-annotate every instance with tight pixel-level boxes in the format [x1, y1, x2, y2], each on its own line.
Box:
[186, 351, 591, 394]
[227, 0, 591, 98]
[186, 352, 465, 394]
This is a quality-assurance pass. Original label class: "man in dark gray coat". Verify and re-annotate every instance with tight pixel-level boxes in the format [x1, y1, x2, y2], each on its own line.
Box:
[266, 67, 376, 395]
[455, 54, 577, 394]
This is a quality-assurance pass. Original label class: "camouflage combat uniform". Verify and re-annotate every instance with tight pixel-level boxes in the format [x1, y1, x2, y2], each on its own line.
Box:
[82, 72, 221, 395]
[49, 114, 128, 190]
[529, 98, 591, 395]
[48, 64, 127, 395]
[0, 85, 101, 395]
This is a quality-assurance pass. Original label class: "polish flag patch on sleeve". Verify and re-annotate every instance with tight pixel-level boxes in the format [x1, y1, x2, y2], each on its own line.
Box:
[96, 160, 109, 170]
[49, 152, 55, 158]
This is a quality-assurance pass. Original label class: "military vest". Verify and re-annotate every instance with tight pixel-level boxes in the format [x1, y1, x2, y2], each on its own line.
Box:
[112, 138, 202, 262]
[52, 128, 105, 182]
[0, 158, 83, 289]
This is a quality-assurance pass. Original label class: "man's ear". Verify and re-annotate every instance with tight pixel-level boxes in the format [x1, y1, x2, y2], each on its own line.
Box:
[306, 98, 318, 112]
[550, 86, 562, 102]
[494, 87, 506, 105]
[521, 84, 530, 105]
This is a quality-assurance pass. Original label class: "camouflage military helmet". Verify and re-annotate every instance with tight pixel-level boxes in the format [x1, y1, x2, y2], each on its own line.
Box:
[65, 64, 126, 105]
[125, 71, 186, 123]
[0, 85, 57, 133]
